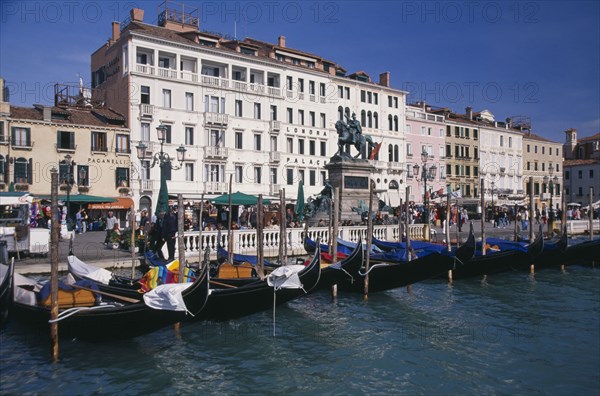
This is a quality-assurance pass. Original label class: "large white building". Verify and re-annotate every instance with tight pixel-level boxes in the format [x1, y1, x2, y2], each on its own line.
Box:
[91, 6, 407, 211]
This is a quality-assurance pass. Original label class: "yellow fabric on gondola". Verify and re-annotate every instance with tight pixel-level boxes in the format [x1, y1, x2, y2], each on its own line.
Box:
[139, 260, 179, 292]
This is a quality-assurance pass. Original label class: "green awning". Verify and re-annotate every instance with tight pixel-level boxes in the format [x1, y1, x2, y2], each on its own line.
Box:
[37, 194, 117, 203]
[211, 192, 271, 206]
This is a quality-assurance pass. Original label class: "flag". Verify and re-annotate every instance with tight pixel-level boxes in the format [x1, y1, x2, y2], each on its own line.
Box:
[451, 188, 462, 198]
[369, 142, 383, 160]
[295, 180, 305, 222]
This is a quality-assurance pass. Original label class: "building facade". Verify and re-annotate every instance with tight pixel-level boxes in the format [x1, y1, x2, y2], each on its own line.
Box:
[404, 102, 446, 204]
[90, 6, 407, 211]
[0, 78, 131, 207]
[522, 131, 563, 211]
[563, 129, 599, 206]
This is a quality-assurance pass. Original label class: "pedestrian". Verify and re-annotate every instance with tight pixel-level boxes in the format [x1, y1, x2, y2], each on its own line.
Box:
[161, 207, 178, 261]
[104, 210, 118, 244]
[75, 209, 83, 234]
[81, 210, 88, 233]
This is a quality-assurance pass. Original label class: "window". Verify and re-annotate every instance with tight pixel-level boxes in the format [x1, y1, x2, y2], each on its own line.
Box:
[115, 134, 130, 153]
[254, 167, 262, 184]
[0, 155, 5, 180]
[320, 141, 327, 156]
[534, 145, 538, 154]
[361, 90, 366, 102]
[286, 168, 293, 185]
[141, 86, 150, 104]
[235, 132, 243, 149]
[57, 131, 75, 150]
[235, 100, 243, 117]
[14, 157, 29, 184]
[367, 92, 372, 103]
[115, 167, 129, 187]
[254, 103, 261, 119]
[578, 170, 582, 179]
[407, 143, 413, 157]
[474, 148, 478, 159]
[589, 169, 594, 178]
[185, 163, 194, 181]
[309, 111, 316, 127]
[185, 127, 194, 145]
[270, 105, 277, 121]
[394, 97, 398, 108]
[446, 144, 451, 158]
[446, 164, 452, 176]
[320, 113, 326, 128]
[309, 81, 315, 95]
[235, 165, 243, 183]
[78, 165, 89, 186]
[338, 86, 343, 98]
[534, 162, 538, 171]
[527, 144, 530, 153]
[509, 136, 512, 148]
[298, 110, 305, 125]
[209, 129, 222, 146]
[394, 116, 398, 131]
[205, 95, 223, 113]
[91, 131, 107, 151]
[542, 163, 546, 172]
[287, 76, 293, 90]
[373, 93, 378, 105]
[140, 161, 150, 180]
[162, 125, 172, 143]
[473, 129, 478, 139]
[254, 133, 262, 150]
[578, 187, 583, 196]
[345, 87, 350, 99]
[421, 126, 426, 136]
[474, 167, 479, 177]
[270, 136, 278, 151]
[185, 92, 194, 111]
[270, 168, 277, 185]
[141, 123, 150, 141]
[309, 140, 316, 156]
[309, 170, 316, 186]
[542, 146, 545, 154]
[527, 162, 531, 171]
[565, 171, 570, 180]
[287, 108, 293, 124]
[299, 169, 305, 183]
[287, 137, 293, 153]
[319, 83, 325, 97]
[11, 127, 31, 147]
[298, 79, 304, 93]
[162, 89, 171, 108]
[298, 138, 305, 155]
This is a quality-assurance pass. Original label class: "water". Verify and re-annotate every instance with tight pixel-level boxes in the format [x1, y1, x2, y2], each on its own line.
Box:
[1, 266, 599, 395]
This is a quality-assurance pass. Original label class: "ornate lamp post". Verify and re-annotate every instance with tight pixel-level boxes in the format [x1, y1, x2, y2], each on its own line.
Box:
[62, 154, 75, 230]
[491, 181, 495, 213]
[413, 149, 437, 240]
[135, 125, 187, 215]
[543, 163, 559, 235]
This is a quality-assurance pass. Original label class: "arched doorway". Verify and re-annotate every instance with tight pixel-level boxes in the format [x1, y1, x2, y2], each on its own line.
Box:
[139, 196, 152, 213]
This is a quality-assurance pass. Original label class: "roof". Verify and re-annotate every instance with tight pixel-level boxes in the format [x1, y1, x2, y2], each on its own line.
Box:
[563, 159, 600, 166]
[8, 105, 127, 128]
[522, 132, 560, 144]
[579, 132, 600, 142]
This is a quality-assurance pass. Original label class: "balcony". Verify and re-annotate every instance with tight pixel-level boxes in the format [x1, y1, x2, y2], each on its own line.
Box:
[204, 112, 228, 126]
[309, 94, 316, 102]
[135, 64, 155, 75]
[55, 143, 77, 153]
[269, 152, 281, 163]
[158, 67, 178, 79]
[204, 181, 228, 193]
[267, 86, 281, 97]
[140, 179, 153, 192]
[204, 146, 228, 159]
[388, 162, 404, 172]
[270, 120, 281, 132]
[201, 75, 229, 89]
[180, 71, 198, 82]
[140, 104, 154, 118]
[269, 184, 281, 195]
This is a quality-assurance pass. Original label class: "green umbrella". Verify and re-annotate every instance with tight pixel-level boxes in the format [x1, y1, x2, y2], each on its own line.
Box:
[211, 192, 271, 206]
[295, 180, 305, 222]
[155, 161, 170, 216]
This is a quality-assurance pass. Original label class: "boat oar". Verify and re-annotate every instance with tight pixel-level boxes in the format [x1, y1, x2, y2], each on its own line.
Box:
[70, 284, 141, 304]
[210, 280, 238, 289]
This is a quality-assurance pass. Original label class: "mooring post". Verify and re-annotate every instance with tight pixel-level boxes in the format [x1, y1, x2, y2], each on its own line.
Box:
[332, 187, 339, 299]
[364, 182, 374, 299]
[529, 177, 535, 273]
[50, 169, 60, 362]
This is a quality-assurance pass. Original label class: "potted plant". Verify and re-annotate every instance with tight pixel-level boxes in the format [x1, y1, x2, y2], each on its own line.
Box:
[108, 230, 121, 249]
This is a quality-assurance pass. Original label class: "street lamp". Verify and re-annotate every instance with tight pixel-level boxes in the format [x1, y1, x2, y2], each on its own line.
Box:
[135, 125, 187, 215]
[543, 163, 559, 235]
[413, 149, 437, 237]
[62, 154, 75, 230]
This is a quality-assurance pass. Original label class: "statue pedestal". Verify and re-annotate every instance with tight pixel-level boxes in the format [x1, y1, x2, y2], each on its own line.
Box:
[325, 156, 375, 223]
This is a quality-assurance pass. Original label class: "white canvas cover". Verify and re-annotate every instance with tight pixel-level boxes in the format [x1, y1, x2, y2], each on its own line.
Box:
[266, 265, 305, 290]
[68, 256, 112, 285]
[143, 282, 192, 312]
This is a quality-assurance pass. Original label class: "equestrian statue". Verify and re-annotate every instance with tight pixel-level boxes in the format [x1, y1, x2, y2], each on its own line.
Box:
[335, 113, 377, 159]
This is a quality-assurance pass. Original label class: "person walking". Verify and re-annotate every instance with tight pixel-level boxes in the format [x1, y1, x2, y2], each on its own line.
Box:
[161, 207, 178, 261]
[104, 211, 118, 244]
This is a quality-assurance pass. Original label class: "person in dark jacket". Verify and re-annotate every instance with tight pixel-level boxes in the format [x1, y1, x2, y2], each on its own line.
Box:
[161, 208, 178, 261]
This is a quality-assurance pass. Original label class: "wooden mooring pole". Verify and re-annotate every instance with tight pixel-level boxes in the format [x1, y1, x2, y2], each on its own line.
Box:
[130, 203, 136, 280]
[257, 195, 265, 280]
[174, 194, 185, 334]
[331, 187, 339, 299]
[364, 182, 374, 299]
[50, 169, 60, 362]
[529, 177, 535, 274]
[447, 186, 452, 283]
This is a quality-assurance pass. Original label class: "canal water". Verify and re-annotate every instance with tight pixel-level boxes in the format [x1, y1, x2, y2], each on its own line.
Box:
[1, 266, 599, 394]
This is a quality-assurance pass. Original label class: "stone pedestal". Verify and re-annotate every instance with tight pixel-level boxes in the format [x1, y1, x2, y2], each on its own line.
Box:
[325, 156, 375, 223]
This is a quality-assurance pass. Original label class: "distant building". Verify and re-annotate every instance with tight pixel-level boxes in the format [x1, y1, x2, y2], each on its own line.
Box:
[562, 129, 600, 206]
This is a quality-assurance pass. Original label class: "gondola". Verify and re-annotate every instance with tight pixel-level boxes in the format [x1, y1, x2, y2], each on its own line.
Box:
[314, 237, 364, 290]
[449, 226, 545, 279]
[560, 237, 600, 266]
[372, 236, 443, 253]
[69, 248, 323, 321]
[216, 246, 277, 267]
[533, 227, 569, 268]
[10, 262, 210, 341]
[340, 225, 475, 293]
[0, 260, 15, 328]
[303, 236, 356, 256]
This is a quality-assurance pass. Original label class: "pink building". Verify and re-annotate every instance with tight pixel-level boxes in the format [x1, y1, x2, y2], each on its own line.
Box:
[404, 103, 447, 205]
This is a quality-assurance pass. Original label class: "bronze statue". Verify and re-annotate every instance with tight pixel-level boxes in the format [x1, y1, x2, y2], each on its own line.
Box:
[335, 112, 377, 159]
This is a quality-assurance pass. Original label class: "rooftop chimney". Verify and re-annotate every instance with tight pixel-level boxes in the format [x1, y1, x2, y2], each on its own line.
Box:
[278, 35, 286, 48]
[111, 22, 120, 42]
[465, 106, 473, 120]
[43, 106, 52, 121]
[130, 8, 144, 22]
[379, 71, 390, 87]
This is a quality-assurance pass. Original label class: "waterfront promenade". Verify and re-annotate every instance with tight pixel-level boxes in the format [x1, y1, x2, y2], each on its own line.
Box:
[10, 220, 539, 275]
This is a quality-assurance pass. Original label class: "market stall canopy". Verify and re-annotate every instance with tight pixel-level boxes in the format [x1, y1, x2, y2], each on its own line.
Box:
[88, 197, 133, 210]
[211, 192, 271, 206]
[0, 192, 33, 205]
[36, 194, 118, 204]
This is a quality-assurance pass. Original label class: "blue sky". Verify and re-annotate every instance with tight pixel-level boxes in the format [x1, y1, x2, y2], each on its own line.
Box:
[1, 0, 599, 143]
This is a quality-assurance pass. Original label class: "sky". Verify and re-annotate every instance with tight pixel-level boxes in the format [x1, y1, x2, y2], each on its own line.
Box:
[1, 0, 599, 143]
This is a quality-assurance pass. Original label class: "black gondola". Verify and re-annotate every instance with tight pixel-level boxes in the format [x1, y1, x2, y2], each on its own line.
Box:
[0, 260, 15, 328]
[560, 237, 600, 266]
[534, 227, 569, 268]
[340, 226, 475, 293]
[69, 247, 323, 321]
[449, 226, 545, 279]
[10, 262, 210, 341]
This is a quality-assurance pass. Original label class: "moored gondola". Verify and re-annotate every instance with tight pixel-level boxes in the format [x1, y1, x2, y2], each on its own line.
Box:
[340, 225, 475, 293]
[0, 260, 15, 328]
[10, 262, 210, 341]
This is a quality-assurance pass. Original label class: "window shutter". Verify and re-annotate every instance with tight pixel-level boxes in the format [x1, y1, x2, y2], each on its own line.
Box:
[70, 132, 74, 149]
[11, 128, 15, 145]
[27, 158, 33, 184]
[3, 157, 9, 183]
[57, 132, 61, 148]
[26, 129, 31, 146]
